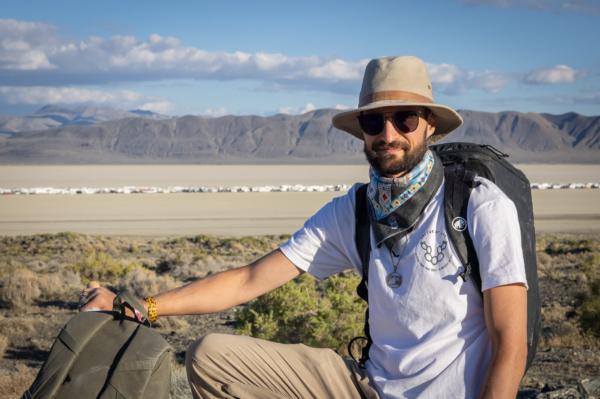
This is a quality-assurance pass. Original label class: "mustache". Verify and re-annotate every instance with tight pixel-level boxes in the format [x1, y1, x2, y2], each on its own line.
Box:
[371, 140, 410, 152]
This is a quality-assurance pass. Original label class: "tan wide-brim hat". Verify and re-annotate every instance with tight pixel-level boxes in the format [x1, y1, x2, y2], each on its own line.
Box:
[332, 56, 463, 140]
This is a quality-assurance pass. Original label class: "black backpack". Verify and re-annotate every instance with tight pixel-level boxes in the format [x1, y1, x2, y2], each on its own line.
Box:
[22, 291, 172, 399]
[352, 142, 541, 371]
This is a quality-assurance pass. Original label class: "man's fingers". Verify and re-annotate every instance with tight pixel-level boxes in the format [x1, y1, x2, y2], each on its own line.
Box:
[80, 291, 100, 311]
[87, 281, 100, 289]
[79, 283, 101, 311]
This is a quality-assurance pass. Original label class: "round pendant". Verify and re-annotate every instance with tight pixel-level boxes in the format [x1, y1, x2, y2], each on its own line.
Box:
[386, 272, 403, 288]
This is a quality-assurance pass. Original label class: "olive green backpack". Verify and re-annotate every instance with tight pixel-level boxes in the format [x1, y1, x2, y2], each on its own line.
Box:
[22, 291, 172, 399]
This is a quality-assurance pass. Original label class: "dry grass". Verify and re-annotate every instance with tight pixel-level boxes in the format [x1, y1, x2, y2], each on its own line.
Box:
[0, 232, 286, 398]
[0, 269, 41, 309]
[0, 363, 37, 399]
[170, 363, 193, 399]
[0, 268, 83, 309]
[117, 267, 179, 299]
[0, 232, 598, 396]
[0, 334, 7, 359]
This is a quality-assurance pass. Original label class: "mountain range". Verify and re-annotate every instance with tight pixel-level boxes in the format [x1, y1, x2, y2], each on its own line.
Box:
[0, 106, 598, 163]
[0, 105, 169, 137]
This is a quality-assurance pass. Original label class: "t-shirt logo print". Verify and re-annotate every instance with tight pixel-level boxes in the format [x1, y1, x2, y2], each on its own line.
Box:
[451, 216, 467, 232]
[416, 230, 452, 272]
[420, 240, 447, 265]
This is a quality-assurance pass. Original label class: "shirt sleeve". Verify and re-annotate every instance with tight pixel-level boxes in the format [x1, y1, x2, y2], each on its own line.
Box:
[467, 178, 528, 292]
[279, 184, 362, 280]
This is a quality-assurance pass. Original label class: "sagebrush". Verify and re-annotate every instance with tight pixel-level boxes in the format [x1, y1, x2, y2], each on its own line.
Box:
[235, 272, 366, 355]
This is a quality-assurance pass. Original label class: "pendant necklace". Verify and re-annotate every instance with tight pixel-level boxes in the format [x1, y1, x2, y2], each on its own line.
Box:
[386, 235, 408, 289]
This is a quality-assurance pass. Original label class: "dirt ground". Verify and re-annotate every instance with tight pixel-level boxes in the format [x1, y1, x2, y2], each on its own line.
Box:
[0, 232, 599, 398]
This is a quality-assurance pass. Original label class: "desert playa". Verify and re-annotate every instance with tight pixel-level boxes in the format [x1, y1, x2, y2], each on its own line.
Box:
[0, 164, 598, 236]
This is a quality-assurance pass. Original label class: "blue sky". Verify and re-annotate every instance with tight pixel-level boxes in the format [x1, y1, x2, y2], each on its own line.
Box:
[1, 0, 599, 116]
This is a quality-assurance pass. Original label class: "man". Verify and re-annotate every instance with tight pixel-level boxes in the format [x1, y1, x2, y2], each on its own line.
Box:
[83, 56, 528, 398]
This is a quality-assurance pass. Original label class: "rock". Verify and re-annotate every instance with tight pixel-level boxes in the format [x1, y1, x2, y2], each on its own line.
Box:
[542, 383, 564, 393]
[518, 388, 540, 398]
[579, 377, 600, 397]
[536, 386, 583, 398]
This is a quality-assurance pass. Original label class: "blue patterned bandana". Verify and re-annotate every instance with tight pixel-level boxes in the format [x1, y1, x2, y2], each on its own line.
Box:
[366, 150, 444, 249]
[367, 150, 435, 221]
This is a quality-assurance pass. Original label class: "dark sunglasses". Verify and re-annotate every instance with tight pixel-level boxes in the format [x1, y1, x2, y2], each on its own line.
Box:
[358, 109, 429, 136]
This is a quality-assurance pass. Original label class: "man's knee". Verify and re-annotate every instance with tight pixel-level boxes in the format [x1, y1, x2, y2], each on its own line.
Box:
[186, 333, 232, 367]
[186, 334, 238, 398]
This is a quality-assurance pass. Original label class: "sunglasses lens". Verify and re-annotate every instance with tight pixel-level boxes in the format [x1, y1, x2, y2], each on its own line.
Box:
[392, 111, 420, 133]
[358, 114, 384, 136]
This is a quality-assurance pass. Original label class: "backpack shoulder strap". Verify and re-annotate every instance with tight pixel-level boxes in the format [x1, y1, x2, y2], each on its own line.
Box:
[355, 183, 371, 300]
[353, 183, 372, 366]
[443, 163, 482, 292]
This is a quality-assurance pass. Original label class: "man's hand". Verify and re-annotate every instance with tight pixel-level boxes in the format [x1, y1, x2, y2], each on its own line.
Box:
[480, 283, 528, 399]
[79, 282, 117, 312]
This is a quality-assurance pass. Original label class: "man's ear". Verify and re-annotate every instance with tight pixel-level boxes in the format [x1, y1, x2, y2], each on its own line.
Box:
[425, 113, 436, 138]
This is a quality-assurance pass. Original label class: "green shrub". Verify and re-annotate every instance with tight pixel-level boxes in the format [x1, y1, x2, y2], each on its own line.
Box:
[581, 253, 600, 278]
[69, 251, 140, 284]
[183, 234, 288, 259]
[545, 239, 592, 255]
[235, 272, 366, 354]
[578, 278, 600, 337]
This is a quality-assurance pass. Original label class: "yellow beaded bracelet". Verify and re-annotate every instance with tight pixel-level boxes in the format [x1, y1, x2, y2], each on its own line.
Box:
[145, 296, 158, 323]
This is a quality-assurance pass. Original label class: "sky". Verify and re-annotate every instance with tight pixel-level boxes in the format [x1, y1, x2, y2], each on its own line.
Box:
[0, 0, 599, 117]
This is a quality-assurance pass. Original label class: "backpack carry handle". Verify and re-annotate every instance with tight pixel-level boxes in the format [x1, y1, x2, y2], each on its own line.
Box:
[113, 290, 151, 327]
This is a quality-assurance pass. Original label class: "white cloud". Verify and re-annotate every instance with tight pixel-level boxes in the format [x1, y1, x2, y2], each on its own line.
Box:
[467, 71, 513, 93]
[561, 0, 600, 15]
[539, 91, 600, 105]
[301, 103, 316, 113]
[278, 103, 317, 115]
[0, 19, 56, 70]
[0, 18, 585, 105]
[0, 20, 366, 90]
[524, 65, 583, 85]
[0, 86, 134, 104]
[428, 63, 463, 84]
[202, 107, 228, 117]
[0, 85, 172, 112]
[460, 0, 600, 14]
[462, 0, 546, 8]
[306, 59, 365, 80]
[138, 100, 174, 114]
[427, 63, 513, 94]
[334, 104, 352, 110]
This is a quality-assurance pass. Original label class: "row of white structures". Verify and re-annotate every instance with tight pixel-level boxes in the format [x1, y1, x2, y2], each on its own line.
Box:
[0, 182, 599, 195]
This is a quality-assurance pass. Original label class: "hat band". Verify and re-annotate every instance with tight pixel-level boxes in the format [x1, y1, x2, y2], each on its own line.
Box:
[359, 90, 433, 107]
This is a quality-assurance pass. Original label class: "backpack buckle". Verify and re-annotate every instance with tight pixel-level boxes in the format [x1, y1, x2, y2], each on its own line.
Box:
[459, 263, 472, 282]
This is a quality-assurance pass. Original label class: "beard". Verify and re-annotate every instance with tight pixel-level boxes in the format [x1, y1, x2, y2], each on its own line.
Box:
[364, 137, 428, 177]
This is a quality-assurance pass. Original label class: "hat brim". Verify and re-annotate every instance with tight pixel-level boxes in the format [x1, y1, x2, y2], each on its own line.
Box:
[332, 100, 463, 141]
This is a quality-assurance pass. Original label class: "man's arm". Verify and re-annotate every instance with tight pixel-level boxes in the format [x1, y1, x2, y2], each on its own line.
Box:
[479, 283, 528, 399]
[81, 249, 302, 317]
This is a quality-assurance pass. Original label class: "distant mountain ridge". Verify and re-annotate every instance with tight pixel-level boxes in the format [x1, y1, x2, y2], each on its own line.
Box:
[0, 108, 598, 163]
[0, 105, 170, 136]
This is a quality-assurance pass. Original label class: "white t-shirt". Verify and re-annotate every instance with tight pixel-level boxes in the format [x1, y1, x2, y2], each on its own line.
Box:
[280, 177, 528, 399]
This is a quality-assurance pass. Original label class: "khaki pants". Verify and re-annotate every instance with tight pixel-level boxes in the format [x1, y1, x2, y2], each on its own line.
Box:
[185, 333, 380, 399]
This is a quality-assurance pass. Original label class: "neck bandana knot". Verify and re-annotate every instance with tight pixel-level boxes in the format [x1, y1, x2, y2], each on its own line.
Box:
[366, 149, 443, 248]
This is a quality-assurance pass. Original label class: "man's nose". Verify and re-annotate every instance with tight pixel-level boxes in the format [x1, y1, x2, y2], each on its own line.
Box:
[381, 118, 401, 143]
